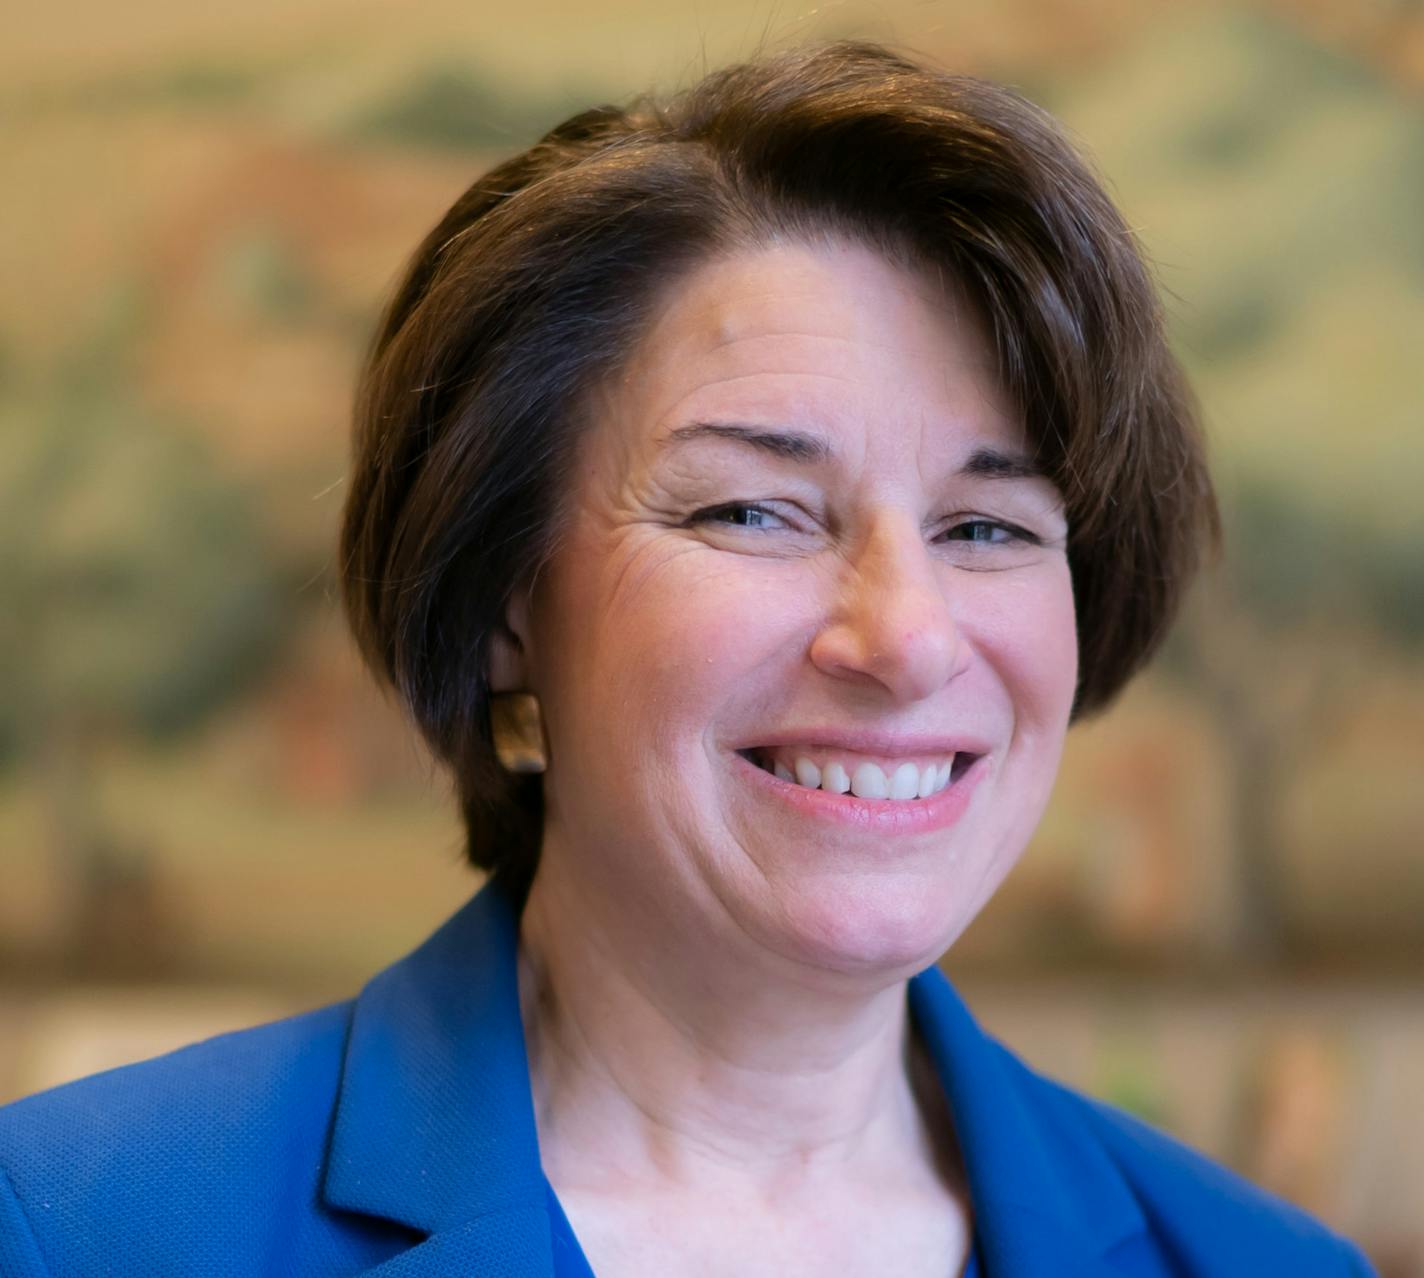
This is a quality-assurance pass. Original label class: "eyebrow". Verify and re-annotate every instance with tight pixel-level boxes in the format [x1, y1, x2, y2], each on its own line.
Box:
[663, 420, 1049, 480]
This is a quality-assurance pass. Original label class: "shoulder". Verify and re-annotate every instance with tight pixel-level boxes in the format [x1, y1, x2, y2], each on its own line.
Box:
[0, 1001, 361, 1275]
[0, 999, 353, 1171]
[993, 1041, 1376, 1276]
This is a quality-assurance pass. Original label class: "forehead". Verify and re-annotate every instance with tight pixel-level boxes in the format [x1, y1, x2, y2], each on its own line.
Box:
[596, 236, 1022, 465]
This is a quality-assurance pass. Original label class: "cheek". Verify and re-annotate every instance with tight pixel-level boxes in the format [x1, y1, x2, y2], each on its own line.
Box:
[984, 565, 1079, 723]
[548, 537, 814, 743]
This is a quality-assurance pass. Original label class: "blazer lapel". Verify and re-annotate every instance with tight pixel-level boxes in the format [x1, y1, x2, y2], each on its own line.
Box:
[322, 878, 556, 1278]
[321, 877, 1149, 1277]
[352, 1208, 555, 1278]
[909, 965, 1150, 1277]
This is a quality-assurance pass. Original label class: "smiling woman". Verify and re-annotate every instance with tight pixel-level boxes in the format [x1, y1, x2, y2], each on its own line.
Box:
[492, 239, 1079, 994]
[0, 39, 1376, 1278]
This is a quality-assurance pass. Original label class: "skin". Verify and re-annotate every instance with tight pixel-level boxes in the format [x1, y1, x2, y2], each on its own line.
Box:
[488, 235, 1078, 1276]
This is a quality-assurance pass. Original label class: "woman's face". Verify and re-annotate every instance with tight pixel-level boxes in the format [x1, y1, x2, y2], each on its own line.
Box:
[500, 237, 1077, 980]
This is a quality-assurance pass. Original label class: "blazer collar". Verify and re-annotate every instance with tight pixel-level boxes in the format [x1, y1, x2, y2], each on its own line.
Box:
[325, 879, 1147, 1276]
[909, 966, 1148, 1275]
[324, 877, 554, 1274]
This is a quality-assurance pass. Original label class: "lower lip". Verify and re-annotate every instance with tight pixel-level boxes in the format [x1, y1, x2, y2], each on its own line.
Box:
[731, 751, 990, 835]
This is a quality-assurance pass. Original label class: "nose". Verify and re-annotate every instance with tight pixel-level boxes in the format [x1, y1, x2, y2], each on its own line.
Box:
[808, 513, 966, 702]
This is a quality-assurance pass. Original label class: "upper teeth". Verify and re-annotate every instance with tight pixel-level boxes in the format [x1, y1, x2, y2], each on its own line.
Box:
[764, 753, 955, 800]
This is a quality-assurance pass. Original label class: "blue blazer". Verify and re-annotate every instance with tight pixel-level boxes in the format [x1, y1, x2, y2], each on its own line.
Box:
[0, 880, 1376, 1276]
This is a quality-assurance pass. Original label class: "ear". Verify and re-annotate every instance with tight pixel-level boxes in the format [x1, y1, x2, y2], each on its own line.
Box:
[487, 587, 533, 693]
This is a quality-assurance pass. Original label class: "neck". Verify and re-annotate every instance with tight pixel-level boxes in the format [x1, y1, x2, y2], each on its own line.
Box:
[515, 851, 959, 1203]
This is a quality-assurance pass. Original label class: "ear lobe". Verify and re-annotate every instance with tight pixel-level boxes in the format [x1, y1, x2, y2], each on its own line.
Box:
[487, 589, 533, 693]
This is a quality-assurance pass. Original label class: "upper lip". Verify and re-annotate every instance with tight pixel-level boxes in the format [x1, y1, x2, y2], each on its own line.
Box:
[734, 728, 993, 757]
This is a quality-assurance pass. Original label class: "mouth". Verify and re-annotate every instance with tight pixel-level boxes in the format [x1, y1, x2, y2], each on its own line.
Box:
[735, 746, 982, 802]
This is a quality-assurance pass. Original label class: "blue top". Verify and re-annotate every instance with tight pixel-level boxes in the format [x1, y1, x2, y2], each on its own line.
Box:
[0, 878, 1376, 1276]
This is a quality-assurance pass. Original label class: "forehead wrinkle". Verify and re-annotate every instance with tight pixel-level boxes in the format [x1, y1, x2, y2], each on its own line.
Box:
[694, 326, 922, 362]
[667, 368, 862, 397]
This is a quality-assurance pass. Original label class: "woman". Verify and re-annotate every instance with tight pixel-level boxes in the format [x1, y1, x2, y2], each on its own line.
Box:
[0, 41, 1375, 1277]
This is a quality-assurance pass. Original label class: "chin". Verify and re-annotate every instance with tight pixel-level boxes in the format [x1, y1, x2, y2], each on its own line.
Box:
[766, 875, 969, 981]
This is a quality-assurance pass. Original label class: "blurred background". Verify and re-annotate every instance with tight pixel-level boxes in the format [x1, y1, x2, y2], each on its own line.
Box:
[1, 0, 1421, 1269]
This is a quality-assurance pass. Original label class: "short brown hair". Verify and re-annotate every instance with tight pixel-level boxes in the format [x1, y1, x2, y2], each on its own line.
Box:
[339, 41, 1218, 891]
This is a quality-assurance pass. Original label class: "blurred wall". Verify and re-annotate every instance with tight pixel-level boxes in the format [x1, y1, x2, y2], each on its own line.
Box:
[2, 1, 1421, 1269]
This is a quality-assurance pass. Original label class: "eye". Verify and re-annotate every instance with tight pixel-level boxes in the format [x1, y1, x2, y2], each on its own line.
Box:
[689, 502, 790, 531]
[939, 518, 1038, 546]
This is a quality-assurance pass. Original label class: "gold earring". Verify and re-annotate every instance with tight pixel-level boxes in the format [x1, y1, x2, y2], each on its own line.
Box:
[489, 692, 548, 774]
